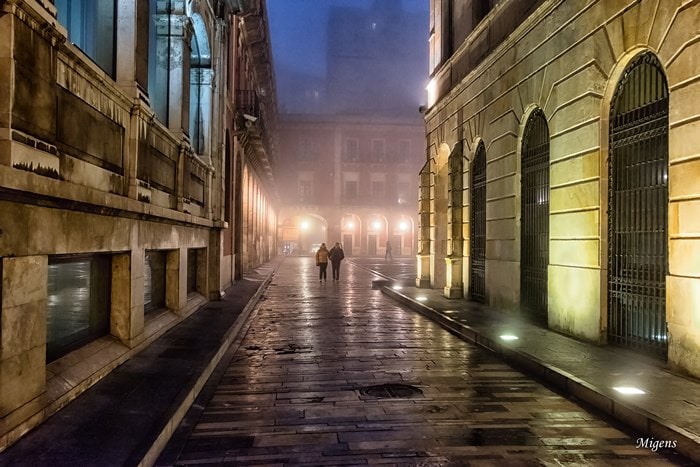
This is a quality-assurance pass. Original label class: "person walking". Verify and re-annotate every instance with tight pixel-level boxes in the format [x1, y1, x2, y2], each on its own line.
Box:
[385, 240, 393, 262]
[315, 243, 329, 282]
[329, 242, 345, 281]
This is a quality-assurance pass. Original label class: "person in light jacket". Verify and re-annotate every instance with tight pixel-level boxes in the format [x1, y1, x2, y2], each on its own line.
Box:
[315, 243, 329, 282]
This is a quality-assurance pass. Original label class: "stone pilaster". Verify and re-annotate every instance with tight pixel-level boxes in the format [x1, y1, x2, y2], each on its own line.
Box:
[416, 162, 431, 288]
[0, 256, 47, 418]
[111, 252, 145, 347]
[166, 249, 185, 315]
[444, 256, 463, 298]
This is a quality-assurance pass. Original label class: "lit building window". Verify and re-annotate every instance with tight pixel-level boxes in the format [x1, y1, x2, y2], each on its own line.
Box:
[55, 0, 116, 77]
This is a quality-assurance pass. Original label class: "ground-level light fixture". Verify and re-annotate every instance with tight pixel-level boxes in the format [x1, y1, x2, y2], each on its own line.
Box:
[392, 285, 403, 290]
[416, 296, 428, 302]
[500, 334, 519, 341]
[613, 386, 646, 395]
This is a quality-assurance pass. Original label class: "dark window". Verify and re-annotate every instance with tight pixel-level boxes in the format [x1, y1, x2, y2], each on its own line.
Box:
[56, 0, 116, 77]
[47, 255, 111, 362]
[299, 180, 313, 202]
[344, 139, 359, 162]
[396, 140, 411, 163]
[344, 180, 358, 199]
[187, 249, 198, 294]
[371, 139, 385, 163]
[298, 139, 316, 161]
[144, 251, 166, 314]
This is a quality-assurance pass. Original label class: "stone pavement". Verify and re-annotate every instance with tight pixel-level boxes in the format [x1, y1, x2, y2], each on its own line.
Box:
[0, 260, 281, 466]
[157, 257, 691, 465]
[350, 257, 700, 464]
[0, 256, 697, 465]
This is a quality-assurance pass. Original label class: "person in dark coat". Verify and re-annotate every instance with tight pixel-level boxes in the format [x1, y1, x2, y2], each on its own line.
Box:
[329, 242, 345, 281]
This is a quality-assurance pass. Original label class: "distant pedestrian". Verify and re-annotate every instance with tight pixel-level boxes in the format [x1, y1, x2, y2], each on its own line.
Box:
[385, 241, 393, 261]
[329, 242, 345, 281]
[315, 243, 329, 282]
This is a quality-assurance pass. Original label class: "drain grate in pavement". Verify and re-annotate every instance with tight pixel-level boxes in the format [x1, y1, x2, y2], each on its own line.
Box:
[360, 383, 423, 398]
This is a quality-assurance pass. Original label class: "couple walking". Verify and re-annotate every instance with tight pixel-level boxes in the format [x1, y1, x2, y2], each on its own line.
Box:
[315, 242, 345, 282]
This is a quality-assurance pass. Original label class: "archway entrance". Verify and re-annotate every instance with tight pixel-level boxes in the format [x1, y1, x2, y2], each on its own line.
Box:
[470, 142, 486, 302]
[608, 52, 668, 357]
[520, 109, 550, 323]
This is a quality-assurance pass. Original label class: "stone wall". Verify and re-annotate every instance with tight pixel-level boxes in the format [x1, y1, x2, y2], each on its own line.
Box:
[424, 0, 700, 376]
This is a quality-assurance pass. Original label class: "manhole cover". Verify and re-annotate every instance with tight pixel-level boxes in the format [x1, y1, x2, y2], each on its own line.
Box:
[360, 384, 423, 398]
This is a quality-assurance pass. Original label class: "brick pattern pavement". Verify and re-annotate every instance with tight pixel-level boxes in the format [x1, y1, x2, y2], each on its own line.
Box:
[160, 257, 682, 465]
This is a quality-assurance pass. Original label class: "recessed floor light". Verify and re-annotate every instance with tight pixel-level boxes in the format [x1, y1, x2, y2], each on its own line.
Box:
[500, 335, 519, 341]
[613, 386, 646, 395]
[416, 296, 428, 302]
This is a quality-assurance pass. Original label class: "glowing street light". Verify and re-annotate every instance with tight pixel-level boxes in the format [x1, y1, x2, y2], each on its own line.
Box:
[372, 220, 382, 230]
[398, 221, 408, 231]
[300, 220, 310, 230]
[346, 222, 354, 229]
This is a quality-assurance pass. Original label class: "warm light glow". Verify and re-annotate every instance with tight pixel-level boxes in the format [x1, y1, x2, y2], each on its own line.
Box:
[300, 221, 310, 230]
[346, 222, 354, 229]
[416, 296, 428, 302]
[398, 221, 408, 231]
[426, 77, 438, 108]
[500, 335, 519, 341]
[392, 285, 403, 290]
[613, 386, 646, 395]
[372, 220, 382, 230]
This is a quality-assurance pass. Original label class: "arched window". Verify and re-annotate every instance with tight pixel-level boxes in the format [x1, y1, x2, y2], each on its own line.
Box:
[470, 142, 486, 302]
[608, 52, 668, 356]
[520, 109, 549, 322]
[189, 14, 211, 155]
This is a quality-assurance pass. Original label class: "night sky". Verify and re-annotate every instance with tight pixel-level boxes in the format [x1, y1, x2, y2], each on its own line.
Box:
[267, 0, 429, 112]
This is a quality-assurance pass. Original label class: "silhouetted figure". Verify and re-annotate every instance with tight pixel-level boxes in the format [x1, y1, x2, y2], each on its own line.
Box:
[329, 242, 345, 281]
[315, 243, 329, 282]
[385, 241, 393, 261]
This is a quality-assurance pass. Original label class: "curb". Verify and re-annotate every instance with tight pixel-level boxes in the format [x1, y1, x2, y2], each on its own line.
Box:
[380, 285, 700, 464]
[138, 261, 280, 467]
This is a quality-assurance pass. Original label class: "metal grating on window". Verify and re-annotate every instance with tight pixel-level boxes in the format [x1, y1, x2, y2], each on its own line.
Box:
[608, 52, 669, 357]
[470, 142, 487, 302]
[520, 109, 549, 322]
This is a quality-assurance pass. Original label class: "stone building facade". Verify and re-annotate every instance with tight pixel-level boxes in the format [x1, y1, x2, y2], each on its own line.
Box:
[0, 0, 277, 449]
[421, 0, 700, 377]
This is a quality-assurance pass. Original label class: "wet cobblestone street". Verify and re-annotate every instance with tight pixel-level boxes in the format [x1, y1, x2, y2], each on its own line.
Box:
[159, 257, 682, 466]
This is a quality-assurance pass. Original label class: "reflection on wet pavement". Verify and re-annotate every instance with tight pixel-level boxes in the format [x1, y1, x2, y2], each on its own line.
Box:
[164, 257, 687, 465]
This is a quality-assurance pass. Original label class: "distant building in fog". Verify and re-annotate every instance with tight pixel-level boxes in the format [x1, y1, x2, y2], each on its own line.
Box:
[276, 114, 423, 256]
[275, 1, 428, 256]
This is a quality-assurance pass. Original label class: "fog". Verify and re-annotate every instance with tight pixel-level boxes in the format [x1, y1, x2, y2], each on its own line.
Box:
[268, 0, 429, 258]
